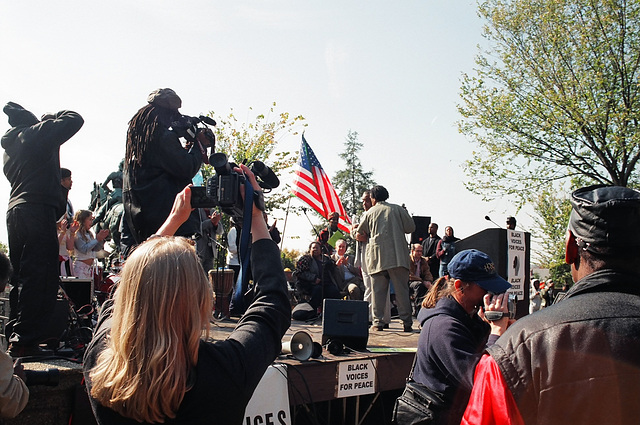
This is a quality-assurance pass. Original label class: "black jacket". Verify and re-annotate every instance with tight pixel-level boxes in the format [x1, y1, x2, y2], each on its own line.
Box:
[123, 128, 202, 243]
[293, 253, 343, 291]
[2, 111, 83, 212]
[488, 269, 640, 425]
[84, 239, 291, 425]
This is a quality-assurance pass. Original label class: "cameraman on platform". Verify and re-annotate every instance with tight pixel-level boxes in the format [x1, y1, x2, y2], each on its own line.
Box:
[122, 88, 213, 255]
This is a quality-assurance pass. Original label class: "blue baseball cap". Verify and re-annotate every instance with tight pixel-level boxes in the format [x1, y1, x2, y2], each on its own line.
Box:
[447, 249, 511, 294]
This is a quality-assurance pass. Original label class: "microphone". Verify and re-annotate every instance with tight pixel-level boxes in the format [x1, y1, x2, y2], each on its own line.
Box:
[485, 215, 503, 229]
[199, 115, 217, 126]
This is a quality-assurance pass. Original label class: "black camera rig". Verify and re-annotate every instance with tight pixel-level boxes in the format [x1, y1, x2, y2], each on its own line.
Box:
[190, 152, 280, 219]
[170, 114, 217, 149]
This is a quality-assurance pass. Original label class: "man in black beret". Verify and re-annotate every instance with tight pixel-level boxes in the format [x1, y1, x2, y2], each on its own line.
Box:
[461, 185, 640, 425]
[2, 102, 84, 357]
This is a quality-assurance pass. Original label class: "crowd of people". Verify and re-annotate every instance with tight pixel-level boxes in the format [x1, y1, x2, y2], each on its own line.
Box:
[0, 93, 291, 422]
[1, 92, 639, 425]
[292, 188, 465, 331]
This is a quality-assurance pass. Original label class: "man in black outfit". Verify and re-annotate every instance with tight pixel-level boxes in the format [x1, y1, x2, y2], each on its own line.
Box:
[60, 167, 74, 222]
[2, 102, 84, 357]
[421, 222, 441, 279]
[122, 88, 212, 256]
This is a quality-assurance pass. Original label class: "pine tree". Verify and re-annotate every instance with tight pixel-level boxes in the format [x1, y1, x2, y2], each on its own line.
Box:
[333, 130, 376, 219]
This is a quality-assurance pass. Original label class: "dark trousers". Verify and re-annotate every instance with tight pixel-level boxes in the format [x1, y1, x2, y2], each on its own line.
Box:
[7, 204, 60, 345]
[410, 280, 429, 316]
[296, 281, 341, 310]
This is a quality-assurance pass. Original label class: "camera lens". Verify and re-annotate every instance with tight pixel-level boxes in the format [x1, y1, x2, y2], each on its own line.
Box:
[210, 153, 231, 175]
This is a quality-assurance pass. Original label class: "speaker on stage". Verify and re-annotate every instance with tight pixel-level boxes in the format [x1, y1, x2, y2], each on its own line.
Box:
[60, 278, 92, 309]
[411, 216, 431, 244]
[322, 299, 369, 351]
[41, 298, 70, 343]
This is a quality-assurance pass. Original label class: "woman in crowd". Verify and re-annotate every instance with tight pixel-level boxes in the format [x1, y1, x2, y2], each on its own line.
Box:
[72, 210, 109, 280]
[436, 226, 459, 277]
[413, 249, 511, 425]
[83, 165, 290, 424]
[529, 278, 543, 313]
[57, 218, 78, 277]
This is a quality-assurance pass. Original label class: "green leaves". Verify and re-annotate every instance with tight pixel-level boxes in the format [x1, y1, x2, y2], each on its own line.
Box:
[200, 104, 307, 213]
[460, 0, 640, 204]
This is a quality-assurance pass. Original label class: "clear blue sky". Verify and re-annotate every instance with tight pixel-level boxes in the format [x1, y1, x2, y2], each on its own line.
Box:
[0, 1, 534, 254]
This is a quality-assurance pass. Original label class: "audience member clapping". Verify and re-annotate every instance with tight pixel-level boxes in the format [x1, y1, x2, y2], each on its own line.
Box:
[71, 210, 108, 280]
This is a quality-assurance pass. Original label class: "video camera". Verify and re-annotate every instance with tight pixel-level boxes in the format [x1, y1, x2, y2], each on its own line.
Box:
[190, 152, 280, 218]
[171, 114, 217, 149]
[484, 293, 517, 321]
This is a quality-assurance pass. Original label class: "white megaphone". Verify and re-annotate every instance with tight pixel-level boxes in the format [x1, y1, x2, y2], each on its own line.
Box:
[281, 331, 314, 361]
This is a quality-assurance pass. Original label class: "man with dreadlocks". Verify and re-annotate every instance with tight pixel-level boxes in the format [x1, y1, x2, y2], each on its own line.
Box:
[122, 88, 212, 255]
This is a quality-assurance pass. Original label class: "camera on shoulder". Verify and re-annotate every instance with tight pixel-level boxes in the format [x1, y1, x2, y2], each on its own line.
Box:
[171, 115, 217, 148]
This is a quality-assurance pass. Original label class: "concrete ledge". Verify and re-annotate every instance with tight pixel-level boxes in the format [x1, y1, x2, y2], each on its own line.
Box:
[5, 358, 86, 425]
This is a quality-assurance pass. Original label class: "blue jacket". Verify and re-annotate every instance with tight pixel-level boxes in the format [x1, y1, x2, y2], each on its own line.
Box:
[413, 296, 489, 425]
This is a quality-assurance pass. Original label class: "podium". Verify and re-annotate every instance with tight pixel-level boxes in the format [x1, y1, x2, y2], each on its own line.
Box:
[456, 228, 530, 318]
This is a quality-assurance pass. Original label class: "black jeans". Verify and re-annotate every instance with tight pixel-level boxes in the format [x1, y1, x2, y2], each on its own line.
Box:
[7, 204, 59, 345]
[296, 281, 341, 310]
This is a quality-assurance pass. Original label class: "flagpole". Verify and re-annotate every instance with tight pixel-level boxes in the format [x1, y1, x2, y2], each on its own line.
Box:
[280, 195, 292, 251]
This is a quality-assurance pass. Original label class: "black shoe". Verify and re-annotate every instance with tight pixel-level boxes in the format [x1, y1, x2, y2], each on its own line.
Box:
[370, 325, 384, 332]
[383, 323, 389, 329]
[403, 324, 413, 333]
[7, 343, 54, 358]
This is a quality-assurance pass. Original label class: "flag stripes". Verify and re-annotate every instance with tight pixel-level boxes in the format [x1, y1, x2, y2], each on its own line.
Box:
[292, 135, 351, 233]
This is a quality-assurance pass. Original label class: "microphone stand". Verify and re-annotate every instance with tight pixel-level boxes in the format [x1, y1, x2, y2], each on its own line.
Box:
[485, 215, 503, 229]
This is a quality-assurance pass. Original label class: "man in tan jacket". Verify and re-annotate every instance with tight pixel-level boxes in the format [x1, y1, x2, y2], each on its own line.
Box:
[356, 185, 415, 332]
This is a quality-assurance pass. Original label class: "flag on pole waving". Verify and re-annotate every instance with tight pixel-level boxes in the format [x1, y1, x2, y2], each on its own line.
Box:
[292, 135, 351, 233]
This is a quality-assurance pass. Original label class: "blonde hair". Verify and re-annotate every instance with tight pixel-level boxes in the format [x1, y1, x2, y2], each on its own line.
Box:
[422, 276, 455, 309]
[89, 237, 212, 423]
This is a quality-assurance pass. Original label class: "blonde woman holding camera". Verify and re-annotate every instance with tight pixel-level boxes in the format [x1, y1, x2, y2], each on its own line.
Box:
[83, 165, 290, 424]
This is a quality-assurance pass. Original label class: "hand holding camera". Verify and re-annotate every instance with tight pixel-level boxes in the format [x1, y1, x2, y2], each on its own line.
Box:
[234, 163, 270, 242]
[156, 186, 194, 237]
[482, 292, 516, 336]
[190, 153, 279, 219]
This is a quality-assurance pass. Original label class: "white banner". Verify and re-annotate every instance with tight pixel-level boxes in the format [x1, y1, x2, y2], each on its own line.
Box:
[244, 364, 291, 425]
[336, 359, 377, 398]
[507, 230, 526, 298]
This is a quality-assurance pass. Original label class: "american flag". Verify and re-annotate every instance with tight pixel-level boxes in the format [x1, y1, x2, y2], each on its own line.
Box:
[292, 135, 351, 233]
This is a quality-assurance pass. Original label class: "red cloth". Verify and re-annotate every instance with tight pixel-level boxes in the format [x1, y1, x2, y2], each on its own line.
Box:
[460, 354, 525, 425]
